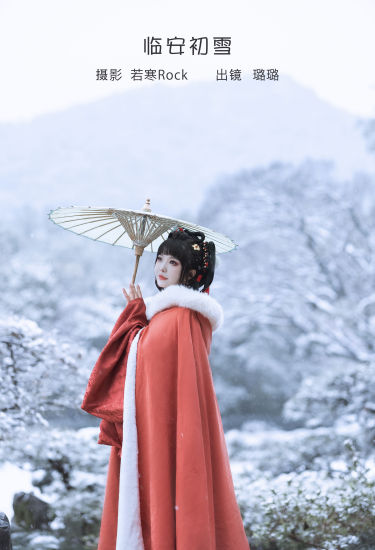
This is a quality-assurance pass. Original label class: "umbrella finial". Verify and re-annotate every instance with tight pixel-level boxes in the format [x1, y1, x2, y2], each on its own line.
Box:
[142, 199, 151, 212]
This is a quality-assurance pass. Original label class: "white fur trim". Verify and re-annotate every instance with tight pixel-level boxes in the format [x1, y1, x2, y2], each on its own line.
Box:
[144, 285, 223, 331]
[116, 328, 145, 550]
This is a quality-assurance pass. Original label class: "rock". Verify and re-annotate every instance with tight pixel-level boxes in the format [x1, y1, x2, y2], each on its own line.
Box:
[0, 512, 12, 550]
[12, 492, 55, 530]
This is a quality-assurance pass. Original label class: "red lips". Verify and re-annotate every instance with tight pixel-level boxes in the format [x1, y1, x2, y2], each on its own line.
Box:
[158, 275, 167, 280]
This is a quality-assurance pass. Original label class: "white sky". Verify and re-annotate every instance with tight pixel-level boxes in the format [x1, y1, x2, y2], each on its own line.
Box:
[0, 0, 374, 122]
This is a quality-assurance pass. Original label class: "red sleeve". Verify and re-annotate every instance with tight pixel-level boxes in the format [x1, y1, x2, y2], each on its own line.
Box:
[81, 298, 148, 453]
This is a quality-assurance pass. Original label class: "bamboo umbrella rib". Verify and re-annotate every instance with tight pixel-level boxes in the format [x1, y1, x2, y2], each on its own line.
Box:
[81, 208, 113, 216]
[91, 223, 124, 241]
[134, 217, 141, 236]
[64, 221, 117, 234]
[52, 211, 114, 219]
[140, 217, 146, 237]
[156, 220, 175, 234]
[148, 218, 158, 233]
[52, 210, 112, 217]
[79, 209, 114, 213]
[146, 219, 155, 238]
[68, 219, 120, 234]
[149, 219, 174, 240]
[64, 208, 115, 214]
[117, 215, 136, 241]
[155, 225, 174, 240]
[135, 216, 141, 239]
[112, 228, 129, 246]
[53, 216, 113, 226]
[144, 223, 160, 241]
[52, 215, 112, 224]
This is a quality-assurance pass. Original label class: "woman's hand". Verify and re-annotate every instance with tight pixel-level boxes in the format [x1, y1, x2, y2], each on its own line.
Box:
[122, 282, 143, 304]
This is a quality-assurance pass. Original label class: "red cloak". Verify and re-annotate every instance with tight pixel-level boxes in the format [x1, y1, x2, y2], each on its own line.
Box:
[81, 285, 250, 549]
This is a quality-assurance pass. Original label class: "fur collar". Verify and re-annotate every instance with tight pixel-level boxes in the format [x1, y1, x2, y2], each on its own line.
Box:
[144, 285, 223, 331]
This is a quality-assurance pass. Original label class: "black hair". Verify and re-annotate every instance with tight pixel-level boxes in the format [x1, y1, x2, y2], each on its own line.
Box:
[154, 228, 216, 292]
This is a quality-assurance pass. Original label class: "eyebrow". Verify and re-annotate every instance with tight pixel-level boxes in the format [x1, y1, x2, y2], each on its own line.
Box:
[157, 254, 179, 262]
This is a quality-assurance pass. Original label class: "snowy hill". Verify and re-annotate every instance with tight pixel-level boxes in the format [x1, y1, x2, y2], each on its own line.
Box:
[0, 75, 373, 221]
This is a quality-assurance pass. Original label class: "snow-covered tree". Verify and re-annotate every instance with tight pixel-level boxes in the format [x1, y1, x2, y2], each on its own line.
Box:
[282, 359, 375, 454]
[0, 316, 89, 440]
[198, 160, 375, 426]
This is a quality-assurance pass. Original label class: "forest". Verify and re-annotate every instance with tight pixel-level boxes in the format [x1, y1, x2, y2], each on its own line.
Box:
[2, 135, 375, 548]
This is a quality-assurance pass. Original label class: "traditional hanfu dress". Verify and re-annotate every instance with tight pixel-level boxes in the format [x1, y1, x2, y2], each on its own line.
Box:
[81, 284, 250, 550]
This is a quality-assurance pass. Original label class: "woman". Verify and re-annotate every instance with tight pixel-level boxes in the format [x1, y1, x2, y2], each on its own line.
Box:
[81, 228, 250, 550]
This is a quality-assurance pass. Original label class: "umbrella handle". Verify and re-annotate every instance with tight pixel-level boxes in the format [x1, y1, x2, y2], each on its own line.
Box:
[131, 254, 141, 284]
[131, 245, 145, 284]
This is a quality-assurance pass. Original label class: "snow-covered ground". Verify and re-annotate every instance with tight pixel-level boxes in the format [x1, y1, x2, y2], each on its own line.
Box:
[0, 462, 39, 520]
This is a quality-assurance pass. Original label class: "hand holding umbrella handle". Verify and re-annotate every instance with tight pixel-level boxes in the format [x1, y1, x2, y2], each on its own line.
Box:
[122, 283, 142, 303]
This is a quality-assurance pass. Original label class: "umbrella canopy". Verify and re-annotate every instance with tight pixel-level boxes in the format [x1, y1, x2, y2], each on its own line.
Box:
[48, 199, 237, 283]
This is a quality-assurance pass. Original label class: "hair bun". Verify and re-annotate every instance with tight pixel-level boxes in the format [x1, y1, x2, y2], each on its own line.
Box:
[170, 228, 205, 243]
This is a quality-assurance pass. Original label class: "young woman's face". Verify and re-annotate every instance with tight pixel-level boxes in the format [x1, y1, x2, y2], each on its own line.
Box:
[154, 253, 183, 288]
